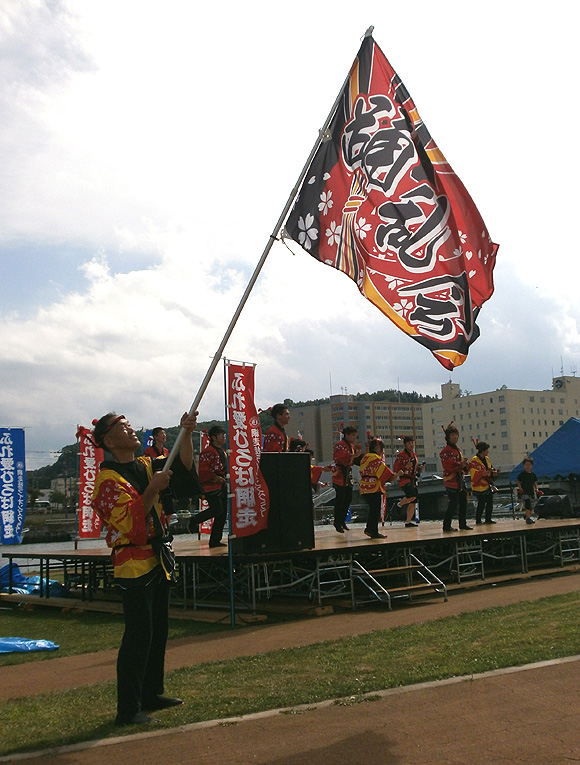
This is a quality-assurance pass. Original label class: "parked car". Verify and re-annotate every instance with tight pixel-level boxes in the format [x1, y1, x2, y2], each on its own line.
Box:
[28, 500, 51, 513]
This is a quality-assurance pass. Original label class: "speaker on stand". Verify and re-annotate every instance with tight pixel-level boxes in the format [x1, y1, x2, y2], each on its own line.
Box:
[232, 452, 315, 554]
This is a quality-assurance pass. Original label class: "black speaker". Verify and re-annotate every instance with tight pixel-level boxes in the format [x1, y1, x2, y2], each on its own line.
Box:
[232, 452, 315, 554]
[535, 494, 572, 519]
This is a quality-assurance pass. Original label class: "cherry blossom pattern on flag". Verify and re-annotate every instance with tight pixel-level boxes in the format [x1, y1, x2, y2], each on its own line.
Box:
[227, 363, 269, 537]
[76, 426, 103, 539]
[285, 35, 498, 370]
[0, 428, 26, 545]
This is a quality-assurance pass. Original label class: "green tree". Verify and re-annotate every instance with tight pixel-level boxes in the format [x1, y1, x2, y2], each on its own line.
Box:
[48, 490, 67, 509]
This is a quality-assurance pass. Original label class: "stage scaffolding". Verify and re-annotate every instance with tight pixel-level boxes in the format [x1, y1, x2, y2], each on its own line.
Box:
[3, 520, 580, 617]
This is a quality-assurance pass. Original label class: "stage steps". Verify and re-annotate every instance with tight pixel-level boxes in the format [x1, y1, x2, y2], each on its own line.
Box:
[453, 539, 485, 582]
[351, 552, 447, 610]
[556, 529, 580, 565]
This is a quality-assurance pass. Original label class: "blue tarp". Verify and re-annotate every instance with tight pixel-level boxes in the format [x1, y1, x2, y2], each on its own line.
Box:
[0, 637, 59, 653]
[510, 417, 580, 482]
[0, 562, 68, 597]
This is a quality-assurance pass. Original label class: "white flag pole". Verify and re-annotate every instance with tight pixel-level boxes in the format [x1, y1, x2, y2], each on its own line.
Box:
[164, 28, 373, 471]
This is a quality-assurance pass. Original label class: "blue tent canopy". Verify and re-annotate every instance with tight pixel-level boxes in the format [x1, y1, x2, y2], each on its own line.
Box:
[510, 417, 580, 482]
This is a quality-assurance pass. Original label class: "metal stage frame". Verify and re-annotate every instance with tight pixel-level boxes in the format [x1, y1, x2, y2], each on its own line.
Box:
[3, 518, 580, 614]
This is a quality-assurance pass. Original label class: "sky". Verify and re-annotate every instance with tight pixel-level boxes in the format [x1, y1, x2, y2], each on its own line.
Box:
[1, 0, 579, 469]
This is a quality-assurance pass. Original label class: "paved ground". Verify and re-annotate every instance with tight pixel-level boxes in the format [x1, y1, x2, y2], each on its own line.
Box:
[3, 572, 580, 763]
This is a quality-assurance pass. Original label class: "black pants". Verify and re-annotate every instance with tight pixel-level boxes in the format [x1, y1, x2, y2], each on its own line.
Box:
[364, 492, 382, 535]
[190, 488, 228, 546]
[116, 569, 170, 722]
[475, 489, 493, 523]
[443, 487, 468, 529]
[333, 484, 352, 529]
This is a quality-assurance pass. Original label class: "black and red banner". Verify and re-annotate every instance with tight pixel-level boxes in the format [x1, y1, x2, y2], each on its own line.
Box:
[285, 35, 498, 370]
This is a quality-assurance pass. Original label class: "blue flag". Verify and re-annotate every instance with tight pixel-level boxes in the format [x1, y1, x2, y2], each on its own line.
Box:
[0, 428, 27, 544]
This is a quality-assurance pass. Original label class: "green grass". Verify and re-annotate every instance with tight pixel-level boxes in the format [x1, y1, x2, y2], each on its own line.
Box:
[2, 590, 580, 755]
[0, 606, 227, 666]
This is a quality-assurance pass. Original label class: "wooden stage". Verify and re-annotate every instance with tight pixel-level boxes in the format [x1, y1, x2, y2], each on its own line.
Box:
[3, 518, 580, 615]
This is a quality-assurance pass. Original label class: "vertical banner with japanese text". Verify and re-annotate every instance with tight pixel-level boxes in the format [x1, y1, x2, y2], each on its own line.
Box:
[76, 426, 103, 538]
[0, 428, 26, 545]
[227, 362, 269, 537]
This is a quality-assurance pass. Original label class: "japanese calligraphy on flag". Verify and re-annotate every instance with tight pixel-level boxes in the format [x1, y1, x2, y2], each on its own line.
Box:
[0, 428, 26, 545]
[227, 363, 269, 537]
[285, 34, 498, 370]
[76, 426, 103, 539]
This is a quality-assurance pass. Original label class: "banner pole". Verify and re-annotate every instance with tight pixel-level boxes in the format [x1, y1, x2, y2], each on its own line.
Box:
[164, 34, 365, 471]
[224, 359, 236, 627]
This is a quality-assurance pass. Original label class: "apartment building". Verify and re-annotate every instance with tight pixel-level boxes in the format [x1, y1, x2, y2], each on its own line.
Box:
[422, 376, 580, 470]
[289, 394, 425, 464]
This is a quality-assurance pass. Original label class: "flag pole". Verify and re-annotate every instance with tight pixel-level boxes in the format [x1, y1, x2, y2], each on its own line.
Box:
[163, 27, 373, 471]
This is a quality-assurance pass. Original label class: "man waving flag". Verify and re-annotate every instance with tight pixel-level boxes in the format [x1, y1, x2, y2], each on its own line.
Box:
[285, 32, 498, 370]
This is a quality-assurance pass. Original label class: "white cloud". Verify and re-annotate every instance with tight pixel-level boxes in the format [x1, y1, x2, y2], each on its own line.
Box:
[1, 0, 579, 467]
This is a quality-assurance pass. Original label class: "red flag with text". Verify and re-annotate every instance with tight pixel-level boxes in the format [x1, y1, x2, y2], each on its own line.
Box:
[227, 363, 269, 537]
[285, 35, 498, 370]
[76, 426, 103, 538]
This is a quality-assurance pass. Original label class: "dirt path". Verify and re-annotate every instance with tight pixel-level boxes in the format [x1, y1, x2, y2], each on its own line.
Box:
[2, 572, 579, 702]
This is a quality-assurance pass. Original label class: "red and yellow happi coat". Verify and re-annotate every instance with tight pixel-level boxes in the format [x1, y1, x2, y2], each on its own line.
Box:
[332, 439, 356, 487]
[198, 444, 226, 493]
[440, 444, 467, 490]
[393, 448, 418, 487]
[359, 452, 395, 495]
[469, 453, 492, 493]
[262, 424, 289, 452]
[91, 456, 165, 582]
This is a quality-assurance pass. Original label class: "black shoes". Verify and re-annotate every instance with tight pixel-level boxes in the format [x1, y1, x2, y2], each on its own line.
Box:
[486, 519, 497, 524]
[405, 521, 418, 528]
[364, 530, 386, 539]
[115, 712, 153, 726]
[475, 520, 484, 525]
[334, 525, 345, 533]
[209, 541, 226, 548]
[459, 525, 473, 530]
[142, 695, 183, 712]
[443, 526, 457, 532]
[342, 524, 350, 531]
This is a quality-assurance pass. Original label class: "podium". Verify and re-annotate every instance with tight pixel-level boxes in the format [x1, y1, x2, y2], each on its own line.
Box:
[231, 452, 315, 554]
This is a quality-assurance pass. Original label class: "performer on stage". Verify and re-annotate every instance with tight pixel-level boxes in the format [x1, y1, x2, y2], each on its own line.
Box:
[393, 436, 424, 527]
[144, 427, 169, 459]
[262, 403, 291, 452]
[517, 457, 540, 524]
[331, 425, 362, 533]
[440, 424, 472, 531]
[188, 425, 228, 547]
[91, 410, 201, 726]
[359, 438, 399, 539]
[469, 441, 498, 525]
[308, 448, 331, 494]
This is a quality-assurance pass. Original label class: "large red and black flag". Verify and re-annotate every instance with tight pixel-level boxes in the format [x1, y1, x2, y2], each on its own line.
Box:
[284, 34, 497, 370]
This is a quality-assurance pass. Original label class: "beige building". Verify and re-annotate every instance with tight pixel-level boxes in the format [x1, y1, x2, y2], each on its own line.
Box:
[289, 395, 425, 464]
[422, 376, 580, 471]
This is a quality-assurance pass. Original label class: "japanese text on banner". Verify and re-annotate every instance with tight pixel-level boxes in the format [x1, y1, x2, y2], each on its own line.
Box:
[227, 363, 269, 537]
[0, 428, 27, 545]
